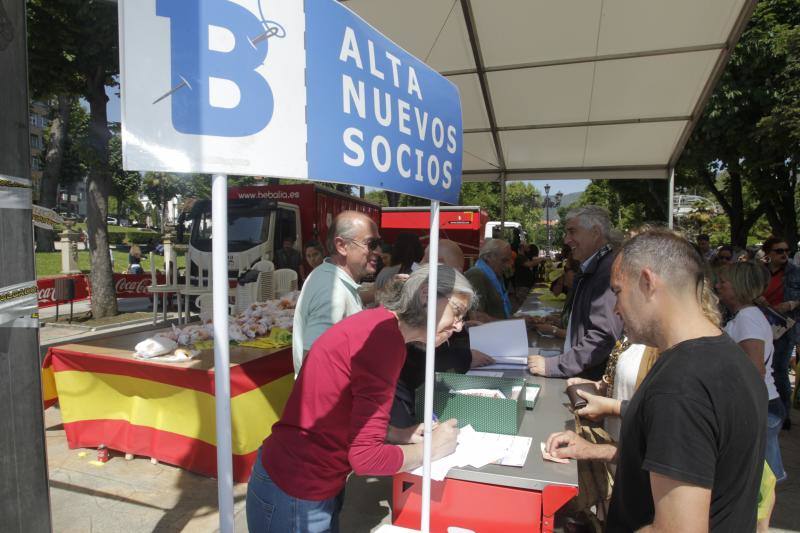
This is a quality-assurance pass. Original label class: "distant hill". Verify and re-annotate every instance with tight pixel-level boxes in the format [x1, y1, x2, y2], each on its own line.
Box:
[560, 191, 581, 208]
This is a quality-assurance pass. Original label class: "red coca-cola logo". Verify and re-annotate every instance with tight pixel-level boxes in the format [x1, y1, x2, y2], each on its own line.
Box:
[38, 287, 55, 301]
[114, 277, 151, 294]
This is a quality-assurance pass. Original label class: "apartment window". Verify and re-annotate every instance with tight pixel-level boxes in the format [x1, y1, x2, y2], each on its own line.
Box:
[30, 134, 43, 150]
[31, 156, 41, 171]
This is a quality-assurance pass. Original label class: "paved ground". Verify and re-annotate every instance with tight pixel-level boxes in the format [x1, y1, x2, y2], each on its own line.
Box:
[45, 406, 392, 532]
[41, 306, 800, 532]
[42, 394, 800, 532]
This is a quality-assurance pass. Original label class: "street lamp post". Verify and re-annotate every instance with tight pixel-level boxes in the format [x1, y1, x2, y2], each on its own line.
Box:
[541, 184, 563, 255]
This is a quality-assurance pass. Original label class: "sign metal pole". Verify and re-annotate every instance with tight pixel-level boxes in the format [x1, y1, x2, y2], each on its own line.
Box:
[212, 173, 234, 533]
[421, 200, 441, 532]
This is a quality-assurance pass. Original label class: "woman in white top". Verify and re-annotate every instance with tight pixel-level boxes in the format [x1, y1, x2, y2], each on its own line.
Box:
[717, 261, 785, 532]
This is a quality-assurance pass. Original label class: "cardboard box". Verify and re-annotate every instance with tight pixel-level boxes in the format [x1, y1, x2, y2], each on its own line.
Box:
[415, 373, 528, 435]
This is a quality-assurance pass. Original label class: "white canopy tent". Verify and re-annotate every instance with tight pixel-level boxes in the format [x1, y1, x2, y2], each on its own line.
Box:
[344, 0, 757, 226]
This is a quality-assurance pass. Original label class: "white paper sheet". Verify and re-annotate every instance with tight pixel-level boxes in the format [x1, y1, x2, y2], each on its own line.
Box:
[468, 319, 529, 359]
[512, 385, 540, 404]
[466, 370, 504, 377]
[410, 425, 533, 480]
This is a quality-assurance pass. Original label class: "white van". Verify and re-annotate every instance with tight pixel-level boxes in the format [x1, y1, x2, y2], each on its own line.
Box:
[484, 221, 527, 246]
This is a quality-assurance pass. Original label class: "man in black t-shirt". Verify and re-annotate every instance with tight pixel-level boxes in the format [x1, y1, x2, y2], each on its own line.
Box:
[610, 230, 766, 531]
[549, 230, 767, 531]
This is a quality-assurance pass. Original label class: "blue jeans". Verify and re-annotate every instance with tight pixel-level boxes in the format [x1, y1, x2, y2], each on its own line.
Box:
[246, 448, 345, 533]
[772, 334, 794, 415]
[766, 398, 787, 482]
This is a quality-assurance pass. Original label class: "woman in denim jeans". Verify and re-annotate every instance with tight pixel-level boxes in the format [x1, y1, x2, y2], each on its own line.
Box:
[717, 261, 787, 531]
[247, 266, 474, 532]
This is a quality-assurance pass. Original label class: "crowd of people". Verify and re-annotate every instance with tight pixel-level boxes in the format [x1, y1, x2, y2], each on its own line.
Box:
[242, 206, 795, 532]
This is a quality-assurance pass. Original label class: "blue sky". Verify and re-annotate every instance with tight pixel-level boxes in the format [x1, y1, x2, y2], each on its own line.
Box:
[105, 87, 589, 197]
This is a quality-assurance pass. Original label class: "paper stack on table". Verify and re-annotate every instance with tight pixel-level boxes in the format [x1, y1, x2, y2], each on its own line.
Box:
[411, 425, 533, 481]
[468, 320, 536, 370]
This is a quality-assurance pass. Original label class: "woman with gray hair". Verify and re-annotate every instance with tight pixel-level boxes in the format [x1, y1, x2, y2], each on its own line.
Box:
[248, 265, 474, 532]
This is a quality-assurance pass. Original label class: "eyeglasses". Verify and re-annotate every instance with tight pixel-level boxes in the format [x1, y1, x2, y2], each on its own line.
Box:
[771, 248, 790, 254]
[347, 237, 382, 251]
[448, 299, 467, 326]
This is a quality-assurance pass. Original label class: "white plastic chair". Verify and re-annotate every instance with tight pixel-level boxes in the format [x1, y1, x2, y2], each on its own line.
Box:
[234, 259, 276, 313]
[146, 251, 182, 325]
[273, 268, 298, 298]
[179, 248, 213, 323]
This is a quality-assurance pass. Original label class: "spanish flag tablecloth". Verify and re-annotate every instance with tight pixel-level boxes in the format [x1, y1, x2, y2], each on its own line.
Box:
[41, 328, 294, 482]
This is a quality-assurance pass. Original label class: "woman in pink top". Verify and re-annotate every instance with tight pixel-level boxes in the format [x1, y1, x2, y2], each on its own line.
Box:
[247, 265, 475, 532]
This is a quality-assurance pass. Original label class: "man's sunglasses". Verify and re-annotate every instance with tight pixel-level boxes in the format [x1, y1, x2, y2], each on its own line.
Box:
[347, 237, 383, 251]
[771, 248, 790, 254]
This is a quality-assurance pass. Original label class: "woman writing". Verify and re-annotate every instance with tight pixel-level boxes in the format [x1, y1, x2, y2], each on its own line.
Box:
[247, 265, 474, 532]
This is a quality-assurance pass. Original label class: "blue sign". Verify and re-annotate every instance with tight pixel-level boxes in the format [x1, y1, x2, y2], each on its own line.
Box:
[122, 0, 462, 204]
[156, 0, 275, 137]
[305, 0, 462, 204]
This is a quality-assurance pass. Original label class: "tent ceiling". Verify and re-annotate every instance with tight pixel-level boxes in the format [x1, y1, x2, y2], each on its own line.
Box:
[343, 0, 756, 182]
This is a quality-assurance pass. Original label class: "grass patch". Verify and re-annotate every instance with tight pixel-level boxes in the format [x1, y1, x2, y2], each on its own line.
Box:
[36, 250, 186, 278]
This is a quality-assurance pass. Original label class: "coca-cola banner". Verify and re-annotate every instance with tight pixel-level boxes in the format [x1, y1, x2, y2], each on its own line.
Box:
[113, 273, 165, 299]
[37, 273, 167, 308]
[37, 275, 91, 308]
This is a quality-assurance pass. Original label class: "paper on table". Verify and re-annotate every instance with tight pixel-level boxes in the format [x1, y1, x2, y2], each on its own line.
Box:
[514, 308, 551, 318]
[468, 319, 528, 359]
[491, 356, 528, 365]
[512, 385, 540, 404]
[410, 425, 533, 480]
[497, 435, 533, 466]
[481, 363, 529, 370]
[466, 370, 504, 377]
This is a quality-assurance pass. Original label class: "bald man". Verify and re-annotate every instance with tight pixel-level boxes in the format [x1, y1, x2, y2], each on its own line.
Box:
[421, 239, 465, 271]
[292, 211, 381, 375]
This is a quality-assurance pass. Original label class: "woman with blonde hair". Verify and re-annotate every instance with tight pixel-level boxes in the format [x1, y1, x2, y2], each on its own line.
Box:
[717, 261, 784, 531]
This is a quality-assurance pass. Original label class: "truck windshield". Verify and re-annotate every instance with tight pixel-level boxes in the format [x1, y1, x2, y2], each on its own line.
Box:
[189, 199, 273, 252]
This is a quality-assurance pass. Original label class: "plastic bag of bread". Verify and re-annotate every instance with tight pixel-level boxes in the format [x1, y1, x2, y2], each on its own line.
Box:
[134, 336, 178, 359]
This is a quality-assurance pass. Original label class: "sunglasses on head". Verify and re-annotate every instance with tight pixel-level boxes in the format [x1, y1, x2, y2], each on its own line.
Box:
[772, 248, 790, 254]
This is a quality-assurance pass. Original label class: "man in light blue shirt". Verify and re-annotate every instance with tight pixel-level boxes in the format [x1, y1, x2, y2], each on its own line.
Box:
[292, 211, 380, 375]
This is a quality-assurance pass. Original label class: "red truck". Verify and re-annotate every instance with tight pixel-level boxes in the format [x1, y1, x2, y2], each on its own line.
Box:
[380, 206, 488, 269]
[184, 184, 380, 274]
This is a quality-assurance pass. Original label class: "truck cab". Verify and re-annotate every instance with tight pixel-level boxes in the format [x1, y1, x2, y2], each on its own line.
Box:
[187, 198, 301, 276]
[484, 221, 528, 249]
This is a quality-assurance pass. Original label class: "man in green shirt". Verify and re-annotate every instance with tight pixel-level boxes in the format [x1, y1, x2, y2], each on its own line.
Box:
[292, 211, 380, 375]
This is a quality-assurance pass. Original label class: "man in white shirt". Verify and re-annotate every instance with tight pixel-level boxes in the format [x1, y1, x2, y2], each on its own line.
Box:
[292, 211, 380, 375]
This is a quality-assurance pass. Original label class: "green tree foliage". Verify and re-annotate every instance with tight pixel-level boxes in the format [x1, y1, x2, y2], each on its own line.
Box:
[28, 0, 121, 317]
[459, 182, 543, 243]
[573, 180, 668, 232]
[108, 126, 142, 219]
[676, 0, 800, 249]
[364, 190, 389, 207]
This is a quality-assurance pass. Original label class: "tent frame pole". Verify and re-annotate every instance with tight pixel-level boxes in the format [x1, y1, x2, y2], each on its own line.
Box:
[212, 173, 234, 533]
[667, 167, 675, 229]
[420, 200, 441, 533]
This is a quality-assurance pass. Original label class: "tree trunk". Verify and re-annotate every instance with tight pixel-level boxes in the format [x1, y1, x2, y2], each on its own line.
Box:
[35, 95, 71, 252]
[85, 69, 117, 318]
